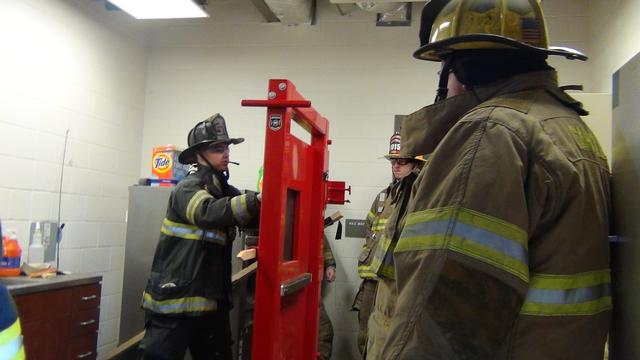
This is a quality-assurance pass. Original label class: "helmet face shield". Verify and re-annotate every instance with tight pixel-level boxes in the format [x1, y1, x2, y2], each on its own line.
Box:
[415, 0, 586, 61]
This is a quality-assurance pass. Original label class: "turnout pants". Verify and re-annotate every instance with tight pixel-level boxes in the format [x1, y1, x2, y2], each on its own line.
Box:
[139, 311, 232, 360]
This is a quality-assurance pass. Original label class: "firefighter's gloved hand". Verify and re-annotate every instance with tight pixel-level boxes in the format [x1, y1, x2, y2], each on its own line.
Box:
[257, 192, 262, 203]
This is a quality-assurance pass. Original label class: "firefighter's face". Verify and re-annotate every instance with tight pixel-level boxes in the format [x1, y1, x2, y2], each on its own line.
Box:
[439, 61, 466, 98]
[447, 72, 466, 97]
[390, 158, 415, 180]
[200, 143, 230, 171]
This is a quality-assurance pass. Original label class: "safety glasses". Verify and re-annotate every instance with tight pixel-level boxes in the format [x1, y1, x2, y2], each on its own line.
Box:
[390, 158, 411, 165]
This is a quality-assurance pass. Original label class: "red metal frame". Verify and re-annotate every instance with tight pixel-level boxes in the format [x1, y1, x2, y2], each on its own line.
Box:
[243, 80, 341, 360]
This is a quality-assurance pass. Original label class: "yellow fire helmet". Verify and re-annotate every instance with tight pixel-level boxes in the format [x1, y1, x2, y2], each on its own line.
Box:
[414, 0, 587, 62]
[414, 154, 429, 163]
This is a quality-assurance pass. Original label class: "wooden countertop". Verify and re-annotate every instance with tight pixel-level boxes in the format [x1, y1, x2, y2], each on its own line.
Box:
[0, 273, 103, 296]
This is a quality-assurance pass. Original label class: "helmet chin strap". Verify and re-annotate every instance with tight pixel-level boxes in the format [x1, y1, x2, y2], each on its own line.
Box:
[434, 59, 452, 103]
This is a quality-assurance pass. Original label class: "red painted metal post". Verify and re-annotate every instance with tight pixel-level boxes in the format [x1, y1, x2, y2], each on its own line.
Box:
[244, 79, 335, 360]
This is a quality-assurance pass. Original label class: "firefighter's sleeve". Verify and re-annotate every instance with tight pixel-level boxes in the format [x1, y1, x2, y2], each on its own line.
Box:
[383, 115, 531, 359]
[366, 193, 380, 231]
[177, 184, 261, 229]
[323, 235, 336, 269]
[0, 284, 25, 360]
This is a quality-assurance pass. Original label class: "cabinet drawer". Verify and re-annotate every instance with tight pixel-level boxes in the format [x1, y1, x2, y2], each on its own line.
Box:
[70, 308, 100, 338]
[15, 288, 72, 323]
[71, 284, 101, 312]
[68, 333, 98, 360]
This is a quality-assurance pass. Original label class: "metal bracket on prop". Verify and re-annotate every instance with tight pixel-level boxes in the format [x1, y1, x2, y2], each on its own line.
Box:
[326, 181, 351, 205]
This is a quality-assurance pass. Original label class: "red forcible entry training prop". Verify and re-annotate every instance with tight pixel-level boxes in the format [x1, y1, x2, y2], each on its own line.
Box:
[242, 80, 349, 360]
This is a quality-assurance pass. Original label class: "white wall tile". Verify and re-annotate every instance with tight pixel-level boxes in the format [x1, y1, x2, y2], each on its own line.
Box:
[588, 0, 640, 92]
[97, 318, 118, 347]
[59, 194, 85, 221]
[34, 131, 66, 163]
[101, 270, 124, 297]
[99, 222, 126, 247]
[326, 304, 359, 332]
[33, 161, 63, 193]
[30, 191, 57, 220]
[332, 330, 360, 360]
[100, 294, 122, 322]
[101, 173, 131, 199]
[0, 122, 38, 160]
[85, 197, 127, 223]
[88, 146, 117, 173]
[82, 247, 111, 273]
[109, 246, 125, 270]
[66, 139, 92, 169]
[335, 257, 360, 285]
[60, 222, 99, 249]
[8, 190, 31, 220]
[0, 155, 35, 190]
[0, 188, 9, 219]
[98, 343, 117, 360]
[59, 248, 83, 273]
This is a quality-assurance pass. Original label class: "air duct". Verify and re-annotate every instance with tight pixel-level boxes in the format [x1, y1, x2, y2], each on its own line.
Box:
[263, 0, 314, 25]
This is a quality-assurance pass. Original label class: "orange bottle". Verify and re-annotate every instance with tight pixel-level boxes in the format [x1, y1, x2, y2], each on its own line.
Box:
[0, 235, 22, 277]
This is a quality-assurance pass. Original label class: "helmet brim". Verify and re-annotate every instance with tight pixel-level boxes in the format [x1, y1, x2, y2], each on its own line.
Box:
[178, 137, 244, 164]
[413, 34, 587, 62]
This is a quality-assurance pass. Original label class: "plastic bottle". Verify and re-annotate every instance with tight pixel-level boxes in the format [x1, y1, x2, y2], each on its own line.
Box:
[28, 222, 45, 265]
[0, 230, 22, 277]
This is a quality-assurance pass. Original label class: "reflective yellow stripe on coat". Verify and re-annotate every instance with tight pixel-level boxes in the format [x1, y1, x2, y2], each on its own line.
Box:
[370, 234, 395, 279]
[230, 194, 250, 225]
[142, 292, 217, 314]
[396, 206, 529, 283]
[0, 319, 25, 360]
[367, 211, 376, 224]
[358, 218, 388, 279]
[161, 218, 226, 245]
[521, 270, 612, 316]
[186, 190, 213, 224]
[370, 218, 388, 232]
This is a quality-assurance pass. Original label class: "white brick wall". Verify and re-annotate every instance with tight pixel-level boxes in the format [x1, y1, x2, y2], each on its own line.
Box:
[588, 0, 640, 92]
[0, 0, 146, 357]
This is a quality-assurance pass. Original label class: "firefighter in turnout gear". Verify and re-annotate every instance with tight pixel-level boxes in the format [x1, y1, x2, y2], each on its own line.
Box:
[364, 133, 424, 358]
[318, 235, 337, 360]
[139, 114, 261, 360]
[0, 283, 25, 360]
[378, 1, 611, 359]
[352, 132, 424, 356]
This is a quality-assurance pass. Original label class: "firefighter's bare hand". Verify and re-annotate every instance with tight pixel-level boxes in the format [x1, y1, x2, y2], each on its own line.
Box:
[325, 266, 336, 283]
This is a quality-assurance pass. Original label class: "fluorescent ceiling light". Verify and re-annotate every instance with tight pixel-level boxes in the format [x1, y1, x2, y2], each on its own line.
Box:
[109, 0, 209, 19]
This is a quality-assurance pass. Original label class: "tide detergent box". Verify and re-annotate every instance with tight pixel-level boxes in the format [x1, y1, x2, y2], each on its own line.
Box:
[151, 145, 189, 186]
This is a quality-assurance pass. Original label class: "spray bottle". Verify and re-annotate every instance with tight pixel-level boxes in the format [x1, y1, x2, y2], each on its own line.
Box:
[28, 221, 45, 264]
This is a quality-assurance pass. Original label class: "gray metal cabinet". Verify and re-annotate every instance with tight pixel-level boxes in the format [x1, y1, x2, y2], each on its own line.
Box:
[119, 186, 171, 345]
[611, 51, 640, 359]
